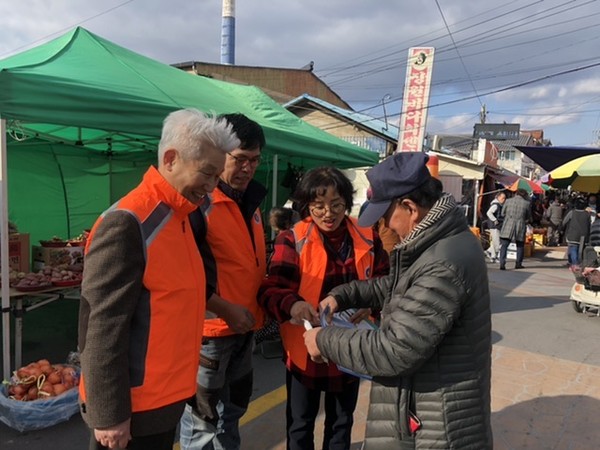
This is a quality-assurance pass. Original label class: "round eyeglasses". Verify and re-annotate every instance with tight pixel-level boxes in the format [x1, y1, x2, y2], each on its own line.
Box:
[309, 202, 346, 217]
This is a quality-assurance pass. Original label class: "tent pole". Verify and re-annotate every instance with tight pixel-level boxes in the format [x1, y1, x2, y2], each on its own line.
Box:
[1, 117, 12, 380]
[271, 154, 279, 240]
[472, 179, 480, 227]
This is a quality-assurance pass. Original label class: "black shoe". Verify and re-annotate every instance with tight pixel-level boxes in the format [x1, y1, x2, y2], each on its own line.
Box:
[499, 266, 506, 270]
[515, 265, 525, 269]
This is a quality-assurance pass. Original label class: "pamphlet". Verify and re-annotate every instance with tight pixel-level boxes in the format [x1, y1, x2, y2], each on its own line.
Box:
[319, 306, 376, 380]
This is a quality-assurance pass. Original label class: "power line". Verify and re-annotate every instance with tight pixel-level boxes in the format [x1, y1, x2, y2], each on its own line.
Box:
[434, 0, 484, 107]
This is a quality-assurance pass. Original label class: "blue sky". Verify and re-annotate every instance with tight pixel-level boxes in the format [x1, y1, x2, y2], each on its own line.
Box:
[1, 0, 599, 146]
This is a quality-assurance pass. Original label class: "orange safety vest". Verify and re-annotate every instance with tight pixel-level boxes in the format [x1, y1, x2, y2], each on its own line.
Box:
[202, 187, 267, 337]
[79, 167, 206, 413]
[280, 217, 374, 371]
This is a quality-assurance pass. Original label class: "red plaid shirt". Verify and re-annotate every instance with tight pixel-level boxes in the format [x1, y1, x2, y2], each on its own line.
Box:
[258, 219, 390, 391]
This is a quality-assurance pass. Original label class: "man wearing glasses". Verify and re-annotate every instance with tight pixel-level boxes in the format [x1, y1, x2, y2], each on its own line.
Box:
[180, 113, 267, 450]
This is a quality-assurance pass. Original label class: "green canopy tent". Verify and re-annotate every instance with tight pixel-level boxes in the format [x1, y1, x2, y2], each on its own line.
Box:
[0, 27, 378, 378]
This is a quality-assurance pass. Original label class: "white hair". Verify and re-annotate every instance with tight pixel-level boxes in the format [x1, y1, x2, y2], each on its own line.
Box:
[157, 109, 240, 164]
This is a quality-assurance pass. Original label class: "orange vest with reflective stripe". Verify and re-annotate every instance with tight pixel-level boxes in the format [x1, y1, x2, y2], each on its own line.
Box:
[280, 217, 374, 370]
[202, 187, 267, 337]
[79, 167, 206, 413]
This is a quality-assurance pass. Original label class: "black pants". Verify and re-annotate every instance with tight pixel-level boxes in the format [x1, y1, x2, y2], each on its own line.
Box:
[285, 370, 360, 450]
[499, 238, 524, 268]
[89, 428, 176, 450]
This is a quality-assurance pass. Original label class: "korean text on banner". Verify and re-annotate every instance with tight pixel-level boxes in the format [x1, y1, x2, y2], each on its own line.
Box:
[397, 47, 435, 153]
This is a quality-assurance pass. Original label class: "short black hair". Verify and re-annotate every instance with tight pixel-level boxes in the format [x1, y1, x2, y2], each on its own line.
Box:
[219, 113, 266, 150]
[292, 166, 355, 219]
[575, 197, 588, 210]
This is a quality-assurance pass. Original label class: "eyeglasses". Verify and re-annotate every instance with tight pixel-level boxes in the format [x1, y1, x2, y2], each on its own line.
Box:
[228, 153, 261, 167]
[309, 202, 346, 217]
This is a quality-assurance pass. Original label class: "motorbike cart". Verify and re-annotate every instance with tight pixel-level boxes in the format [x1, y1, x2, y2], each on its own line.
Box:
[570, 246, 600, 315]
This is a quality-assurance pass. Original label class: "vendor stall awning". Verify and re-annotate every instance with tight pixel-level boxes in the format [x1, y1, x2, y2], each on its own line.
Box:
[516, 146, 600, 171]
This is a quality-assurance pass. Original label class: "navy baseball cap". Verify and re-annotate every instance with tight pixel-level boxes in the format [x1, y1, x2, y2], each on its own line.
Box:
[358, 152, 432, 227]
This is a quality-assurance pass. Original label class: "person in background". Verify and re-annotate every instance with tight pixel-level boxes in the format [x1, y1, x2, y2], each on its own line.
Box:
[544, 198, 564, 247]
[562, 196, 591, 267]
[530, 197, 545, 228]
[303, 152, 493, 449]
[259, 166, 389, 450]
[78, 109, 239, 450]
[180, 114, 267, 450]
[485, 191, 506, 263]
[269, 206, 300, 235]
[587, 194, 597, 221]
[499, 189, 532, 270]
[589, 212, 600, 247]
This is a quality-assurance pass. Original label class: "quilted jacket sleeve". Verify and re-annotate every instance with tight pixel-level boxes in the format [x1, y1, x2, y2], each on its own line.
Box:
[318, 261, 467, 379]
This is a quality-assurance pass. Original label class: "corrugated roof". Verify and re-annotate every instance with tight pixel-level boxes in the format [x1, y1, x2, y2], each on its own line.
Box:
[284, 94, 399, 142]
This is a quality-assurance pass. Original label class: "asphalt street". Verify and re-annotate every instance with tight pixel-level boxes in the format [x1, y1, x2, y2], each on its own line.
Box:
[2, 246, 600, 449]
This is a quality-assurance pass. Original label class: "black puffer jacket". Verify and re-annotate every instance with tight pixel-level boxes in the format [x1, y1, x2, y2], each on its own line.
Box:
[317, 195, 493, 449]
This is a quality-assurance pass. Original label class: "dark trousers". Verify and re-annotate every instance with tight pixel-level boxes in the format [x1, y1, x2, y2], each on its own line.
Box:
[89, 428, 176, 450]
[499, 238, 524, 268]
[285, 370, 360, 450]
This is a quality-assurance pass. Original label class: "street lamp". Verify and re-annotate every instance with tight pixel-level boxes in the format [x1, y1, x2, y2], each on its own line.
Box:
[381, 94, 392, 130]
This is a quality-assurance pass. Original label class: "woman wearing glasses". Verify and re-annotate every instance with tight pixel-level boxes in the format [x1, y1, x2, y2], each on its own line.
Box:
[259, 166, 389, 450]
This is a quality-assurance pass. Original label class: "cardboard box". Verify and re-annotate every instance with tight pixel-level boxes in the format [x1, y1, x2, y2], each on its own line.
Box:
[32, 245, 84, 270]
[3, 233, 30, 272]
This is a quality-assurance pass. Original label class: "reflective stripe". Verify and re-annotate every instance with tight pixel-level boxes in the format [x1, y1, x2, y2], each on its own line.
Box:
[141, 202, 172, 247]
[129, 287, 151, 387]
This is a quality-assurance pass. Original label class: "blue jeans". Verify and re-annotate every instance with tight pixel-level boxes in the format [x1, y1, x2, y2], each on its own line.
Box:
[499, 239, 524, 268]
[568, 243, 581, 266]
[179, 332, 254, 450]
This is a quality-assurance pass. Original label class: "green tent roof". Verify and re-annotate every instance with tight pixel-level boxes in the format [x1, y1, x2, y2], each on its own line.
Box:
[0, 26, 378, 168]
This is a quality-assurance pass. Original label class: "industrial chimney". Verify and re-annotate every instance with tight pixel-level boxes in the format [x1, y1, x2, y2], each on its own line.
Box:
[221, 0, 235, 65]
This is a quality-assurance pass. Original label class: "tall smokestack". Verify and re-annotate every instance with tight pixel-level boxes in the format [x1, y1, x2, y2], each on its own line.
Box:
[221, 0, 235, 65]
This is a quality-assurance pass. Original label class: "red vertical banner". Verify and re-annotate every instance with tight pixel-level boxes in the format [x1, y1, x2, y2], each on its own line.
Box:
[397, 47, 435, 152]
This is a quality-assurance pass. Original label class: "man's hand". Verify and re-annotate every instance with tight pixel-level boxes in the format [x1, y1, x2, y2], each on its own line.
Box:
[318, 296, 339, 324]
[221, 303, 256, 334]
[207, 294, 255, 334]
[289, 301, 319, 326]
[583, 267, 599, 276]
[303, 327, 325, 363]
[94, 418, 131, 449]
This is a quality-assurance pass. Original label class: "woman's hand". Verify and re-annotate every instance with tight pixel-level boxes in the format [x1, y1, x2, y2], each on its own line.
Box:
[290, 301, 319, 326]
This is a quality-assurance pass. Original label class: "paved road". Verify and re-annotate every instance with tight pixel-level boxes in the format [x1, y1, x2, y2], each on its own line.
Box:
[2, 246, 600, 449]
